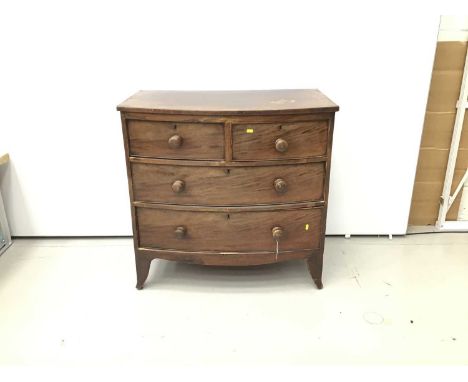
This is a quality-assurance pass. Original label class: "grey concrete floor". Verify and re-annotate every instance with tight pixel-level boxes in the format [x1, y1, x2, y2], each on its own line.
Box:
[0, 234, 467, 366]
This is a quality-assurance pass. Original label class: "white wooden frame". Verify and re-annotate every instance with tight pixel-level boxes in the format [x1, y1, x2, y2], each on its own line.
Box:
[436, 44, 468, 231]
[0, 191, 12, 256]
[0, 154, 12, 256]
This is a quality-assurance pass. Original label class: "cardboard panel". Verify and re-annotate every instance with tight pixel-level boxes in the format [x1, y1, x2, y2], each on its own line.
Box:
[409, 181, 442, 225]
[414, 148, 468, 182]
[426, 70, 464, 112]
[421, 112, 468, 149]
[433, 41, 468, 70]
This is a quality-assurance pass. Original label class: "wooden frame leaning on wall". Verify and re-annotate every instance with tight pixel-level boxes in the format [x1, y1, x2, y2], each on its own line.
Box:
[436, 38, 468, 231]
[0, 154, 12, 256]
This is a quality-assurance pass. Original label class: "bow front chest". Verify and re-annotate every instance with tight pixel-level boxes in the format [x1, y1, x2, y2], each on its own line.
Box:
[117, 90, 338, 289]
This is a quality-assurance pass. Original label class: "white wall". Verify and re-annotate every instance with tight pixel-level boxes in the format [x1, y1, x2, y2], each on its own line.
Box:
[0, 1, 451, 236]
[439, 15, 468, 41]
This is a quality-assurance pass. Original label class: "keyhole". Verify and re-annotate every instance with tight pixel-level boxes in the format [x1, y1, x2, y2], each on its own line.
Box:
[173, 124, 177, 130]
[278, 125, 283, 131]
[226, 214, 230, 220]
[225, 169, 231, 175]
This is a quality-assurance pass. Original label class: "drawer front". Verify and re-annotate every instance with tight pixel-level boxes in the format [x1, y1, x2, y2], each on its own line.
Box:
[132, 162, 325, 205]
[137, 207, 322, 252]
[232, 120, 329, 160]
[127, 120, 224, 160]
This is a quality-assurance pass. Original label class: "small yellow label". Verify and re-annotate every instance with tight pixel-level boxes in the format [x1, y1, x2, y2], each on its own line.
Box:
[305, 224, 309, 231]
[246, 128, 254, 133]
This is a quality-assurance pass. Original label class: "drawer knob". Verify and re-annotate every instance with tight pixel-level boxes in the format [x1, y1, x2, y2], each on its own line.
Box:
[275, 138, 288, 153]
[168, 134, 183, 149]
[174, 226, 187, 239]
[272, 226, 284, 240]
[172, 180, 185, 193]
[274, 178, 287, 194]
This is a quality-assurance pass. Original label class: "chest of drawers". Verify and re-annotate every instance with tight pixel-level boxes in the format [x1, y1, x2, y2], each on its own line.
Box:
[117, 90, 338, 289]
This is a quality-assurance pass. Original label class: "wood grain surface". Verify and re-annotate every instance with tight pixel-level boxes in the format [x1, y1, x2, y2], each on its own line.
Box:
[123, 111, 333, 124]
[232, 120, 329, 160]
[132, 201, 324, 212]
[118, 89, 339, 115]
[129, 156, 327, 167]
[136, 206, 322, 252]
[127, 120, 224, 159]
[137, 247, 318, 266]
[131, 162, 325, 205]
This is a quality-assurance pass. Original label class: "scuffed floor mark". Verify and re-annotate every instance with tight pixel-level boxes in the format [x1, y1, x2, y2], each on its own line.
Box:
[351, 266, 361, 288]
[384, 281, 392, 286]
[363, 312, 384, 325]
[353, 275, 362, 288]
[441, 337, 458, 342]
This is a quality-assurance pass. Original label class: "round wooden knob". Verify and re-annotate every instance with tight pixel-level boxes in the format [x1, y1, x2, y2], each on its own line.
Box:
[275, 138, 288, 153]
[168, 134, 183, 149]
[272, 226, 284, 240]
[171, 180, 185, 193]
[174, 226, 187, 239]
[274, 178, 287, 194]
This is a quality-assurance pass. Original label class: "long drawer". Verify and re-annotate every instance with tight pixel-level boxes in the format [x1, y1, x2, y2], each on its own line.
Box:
[131, 162, 325, 205]
[127, 120, 224, 160]
[136, 206, 323, 252]
[232, 120, 329, 160]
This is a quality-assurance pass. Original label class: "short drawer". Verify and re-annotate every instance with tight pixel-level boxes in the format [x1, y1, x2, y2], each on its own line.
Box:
[131, 162, 325, 205]
[127, 120, 224, 160]
[232, 120, 329, 160]
[136, 206, 323, 252]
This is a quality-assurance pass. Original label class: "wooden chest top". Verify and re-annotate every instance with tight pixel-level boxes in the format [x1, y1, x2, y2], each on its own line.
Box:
[117, 89, 339, 115]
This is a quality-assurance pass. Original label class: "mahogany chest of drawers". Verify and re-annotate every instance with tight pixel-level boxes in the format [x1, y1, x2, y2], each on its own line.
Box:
[117, 90, 338, 289]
